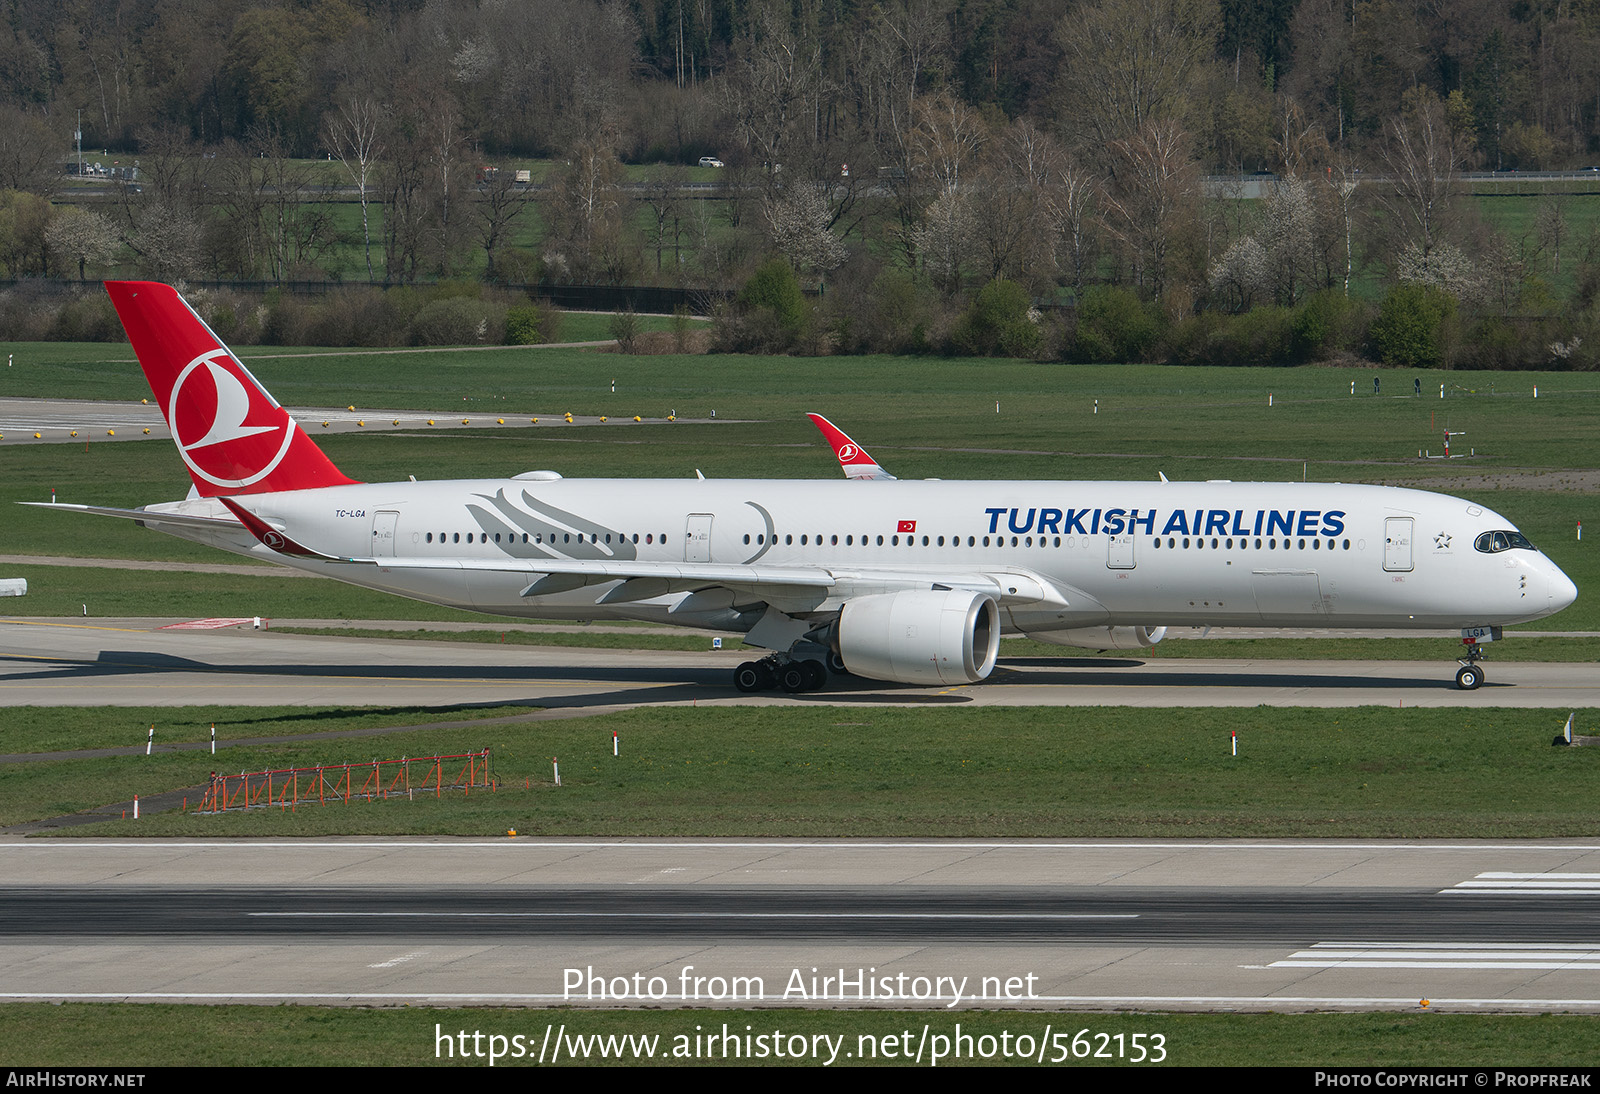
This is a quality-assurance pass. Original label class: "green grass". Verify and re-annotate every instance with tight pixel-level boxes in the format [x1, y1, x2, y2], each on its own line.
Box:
[1, 1005, 1595, 1066]
[14, 705, 1596, 838]
[0, 705, 538, 828]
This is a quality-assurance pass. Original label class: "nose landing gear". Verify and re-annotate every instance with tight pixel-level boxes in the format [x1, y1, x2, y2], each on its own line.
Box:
[1454, 631, 1492, 690]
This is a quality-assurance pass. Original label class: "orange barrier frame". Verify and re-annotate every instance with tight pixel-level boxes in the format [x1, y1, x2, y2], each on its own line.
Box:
[198, 751, 492, 814]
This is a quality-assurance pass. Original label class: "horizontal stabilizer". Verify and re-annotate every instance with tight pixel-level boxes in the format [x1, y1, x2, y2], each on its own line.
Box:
[19, 501, 242, 532]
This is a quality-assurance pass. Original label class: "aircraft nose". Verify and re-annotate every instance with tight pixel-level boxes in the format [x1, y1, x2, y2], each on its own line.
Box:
[1549, 562, 1578, 613]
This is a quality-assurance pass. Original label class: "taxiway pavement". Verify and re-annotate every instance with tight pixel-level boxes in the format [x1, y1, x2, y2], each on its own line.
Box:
[0, 616, 1594, 710]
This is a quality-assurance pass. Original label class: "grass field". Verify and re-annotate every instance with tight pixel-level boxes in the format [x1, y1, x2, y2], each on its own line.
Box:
[11, 705, 1595, 838]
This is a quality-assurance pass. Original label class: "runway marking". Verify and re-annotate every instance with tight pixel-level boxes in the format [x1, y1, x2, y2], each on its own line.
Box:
[159, 618, 258, 630]
[0, 620, 159, 634]
[1442, 872, 1600, 895]
[368, 951, 429, 969]
[1270, 942, 1600, 970]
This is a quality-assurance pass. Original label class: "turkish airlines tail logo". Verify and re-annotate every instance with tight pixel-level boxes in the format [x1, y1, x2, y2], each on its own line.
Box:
[105, 282, 358, 496]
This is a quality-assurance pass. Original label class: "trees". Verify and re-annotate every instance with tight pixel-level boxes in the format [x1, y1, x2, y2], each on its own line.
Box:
[47, 206, 120, 280]
[325, 93, 385, 282]
[1379, 89, 1461, 283]
[1054, 0, 1221, 157]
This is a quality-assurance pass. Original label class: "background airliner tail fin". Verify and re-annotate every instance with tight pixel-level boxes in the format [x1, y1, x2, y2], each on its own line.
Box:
[807, 412, 896, 481]
[104, 281, 359, 496]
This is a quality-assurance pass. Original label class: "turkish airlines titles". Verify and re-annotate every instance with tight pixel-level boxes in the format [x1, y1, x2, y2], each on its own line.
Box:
[981, 506, 1347, 538]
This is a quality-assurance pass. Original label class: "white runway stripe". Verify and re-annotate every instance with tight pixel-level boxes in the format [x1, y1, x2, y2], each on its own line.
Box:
[1441, 871, 1600, 895]
[1270, 941, 1600, 970]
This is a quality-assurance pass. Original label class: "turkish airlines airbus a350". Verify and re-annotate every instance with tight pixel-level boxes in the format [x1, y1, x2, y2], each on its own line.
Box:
[37, 281, 1577, 693]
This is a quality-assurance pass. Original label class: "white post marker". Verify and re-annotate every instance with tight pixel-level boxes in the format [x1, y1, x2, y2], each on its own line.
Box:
[146, 725, 154, 756]
[252, 616, 261, 629]
[1564, 713, 1574, 745]
[1534, 386, 1539, 398]
[210, 723, 216, 755]
[1579, 522, 1583, 543]
[553, 757, 561, 787]
[1231, 730, 1237, 757]
[1350, 381, 1355, 395]
[133, 795, 138, 820]
[613, 730, 618, 757]
[1269, 393, 1273, 406]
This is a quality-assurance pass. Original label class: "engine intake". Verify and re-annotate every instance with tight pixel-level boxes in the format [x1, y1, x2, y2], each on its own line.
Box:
[837, 589, 1000, 685]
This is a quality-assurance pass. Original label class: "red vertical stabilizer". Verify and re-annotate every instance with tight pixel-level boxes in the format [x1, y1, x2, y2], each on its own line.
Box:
[105, 281, 359, 496]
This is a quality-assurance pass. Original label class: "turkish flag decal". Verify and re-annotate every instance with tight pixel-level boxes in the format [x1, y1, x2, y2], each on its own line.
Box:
[897, 520, 916, 533]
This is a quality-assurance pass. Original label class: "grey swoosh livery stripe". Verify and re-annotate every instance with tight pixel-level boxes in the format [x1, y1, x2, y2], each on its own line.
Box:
[465, 489, 639, 562]
[741, 501, 775, 564]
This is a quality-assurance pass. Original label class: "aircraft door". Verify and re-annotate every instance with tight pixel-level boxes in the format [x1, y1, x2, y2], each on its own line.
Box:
[685, 513, 713, 562]
[1106, 533, 1135, 569]
[1383, 517, 1414, 572]
[372, 511, 399, 557]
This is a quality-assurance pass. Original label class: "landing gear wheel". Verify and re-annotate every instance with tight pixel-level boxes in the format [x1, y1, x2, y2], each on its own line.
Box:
[799, 659, 826, 691]
[734, 661, 771, 693]
[778, 663, 810, 693]
[1455, 664, 1483, 690]
[825, 650, 849, 676]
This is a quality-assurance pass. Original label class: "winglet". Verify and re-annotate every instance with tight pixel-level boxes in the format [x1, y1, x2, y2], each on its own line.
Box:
[807, 413, 896, 481]
[104, 281, 359, 497]
[217, 496, 349, 562]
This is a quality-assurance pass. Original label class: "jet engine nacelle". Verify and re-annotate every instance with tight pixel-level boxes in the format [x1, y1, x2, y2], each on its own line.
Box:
[837, 589, 1001, 686]
[1026, 626, 1167, 650]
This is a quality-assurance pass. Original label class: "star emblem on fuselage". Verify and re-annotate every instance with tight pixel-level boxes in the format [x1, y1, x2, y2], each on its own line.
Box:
[1434, 532, 1452, 549]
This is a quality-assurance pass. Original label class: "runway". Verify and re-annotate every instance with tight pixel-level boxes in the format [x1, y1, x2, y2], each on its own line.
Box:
[0, 616, 1594, 710]
[4, 838, 1600, 1011]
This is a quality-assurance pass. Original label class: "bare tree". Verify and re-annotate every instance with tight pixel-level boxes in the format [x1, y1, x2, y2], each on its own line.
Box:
[640, 170, 685, 277]
[545, 139, 625, 282]
[0, 105, 61, 196]
[474, 169, 532, 283]
[325, 92, 385, 282]
[1043, 160, 1101, 295]
[1055, 0, 1221, 155]
[912, 187, 977, 294]
[1101, 119, 1202, 298]
[1380, 89, 1461, 279]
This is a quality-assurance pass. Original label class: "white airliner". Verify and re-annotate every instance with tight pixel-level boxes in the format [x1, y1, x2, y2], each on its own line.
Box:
[36, 281, 1577, 693]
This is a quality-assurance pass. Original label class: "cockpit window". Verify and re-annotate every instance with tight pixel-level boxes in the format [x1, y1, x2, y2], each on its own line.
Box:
[1474, 530, 1536, 553]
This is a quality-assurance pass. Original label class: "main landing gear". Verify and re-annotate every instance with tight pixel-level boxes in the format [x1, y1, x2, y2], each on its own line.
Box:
[733, 654, 828, 693]
[1455, 639, 1485, 690]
